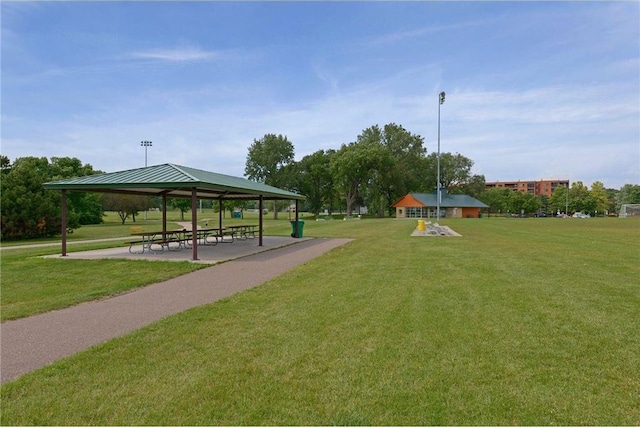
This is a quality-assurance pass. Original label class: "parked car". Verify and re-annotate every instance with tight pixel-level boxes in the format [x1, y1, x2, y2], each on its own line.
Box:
[572, 212, 591, 218]
[534, 212, 547, 217]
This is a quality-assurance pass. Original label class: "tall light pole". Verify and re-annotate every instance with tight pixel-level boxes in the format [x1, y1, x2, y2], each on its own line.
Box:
[565, 180, 569, 216]
[140, 141, 152, 220]
[437, 91, 445, 222]
[141, 140, 152, 167]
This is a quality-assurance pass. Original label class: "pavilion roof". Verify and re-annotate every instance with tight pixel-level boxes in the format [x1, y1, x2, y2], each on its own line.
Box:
[43, 163, 305, 201]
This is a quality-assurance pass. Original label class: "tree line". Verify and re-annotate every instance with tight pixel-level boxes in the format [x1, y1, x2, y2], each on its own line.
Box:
[480, 181, 638, 217]
[245, 123, 484, 218]
[244, 124, 638, 218]
[2, 121, 639, 239]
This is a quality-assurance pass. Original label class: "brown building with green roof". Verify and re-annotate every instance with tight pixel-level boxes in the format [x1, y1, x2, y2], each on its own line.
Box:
[392, 191, 488, 219]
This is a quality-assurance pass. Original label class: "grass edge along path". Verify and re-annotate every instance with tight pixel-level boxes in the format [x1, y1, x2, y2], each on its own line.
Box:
[0, 214, 296, 321]
[0, 246, 208, 321]
[1, 218, 639, 425]
[0, 238, 352, 384]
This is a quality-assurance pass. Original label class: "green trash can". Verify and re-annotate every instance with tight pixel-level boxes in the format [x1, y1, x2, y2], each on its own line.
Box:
[290, 220, 304, 238]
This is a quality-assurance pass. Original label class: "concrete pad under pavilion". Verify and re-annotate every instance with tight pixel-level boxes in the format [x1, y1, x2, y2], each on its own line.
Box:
[42, 235, 308, 264]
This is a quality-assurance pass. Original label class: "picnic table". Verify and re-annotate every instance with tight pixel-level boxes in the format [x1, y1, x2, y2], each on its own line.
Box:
[191, 228, 225, 246]
[128, 229, 192, 254]
[226, 225, 259, 240]
[128, 225, 259, 254]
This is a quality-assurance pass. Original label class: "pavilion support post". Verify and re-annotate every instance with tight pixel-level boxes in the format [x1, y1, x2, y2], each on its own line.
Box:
[259, 196, 264, 247]
[218, 196, 223, 228]
[162, 192, 168, 240]
[295, 199, 299, 238]
[191, 188, 198, 261]
[61, 190, 67, 257]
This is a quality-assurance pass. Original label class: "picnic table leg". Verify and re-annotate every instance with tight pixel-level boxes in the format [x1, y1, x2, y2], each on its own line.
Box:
[128, 241, 146, 254]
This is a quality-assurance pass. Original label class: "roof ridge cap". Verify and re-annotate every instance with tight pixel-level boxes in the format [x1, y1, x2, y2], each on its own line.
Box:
[177, 163, 259, 182]
[166, 163, 200, 182]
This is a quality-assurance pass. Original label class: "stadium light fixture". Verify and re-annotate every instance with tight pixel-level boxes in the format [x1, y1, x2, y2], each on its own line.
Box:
[140, 140, 153, 167]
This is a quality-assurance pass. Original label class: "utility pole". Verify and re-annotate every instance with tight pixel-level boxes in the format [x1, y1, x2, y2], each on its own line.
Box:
[437, 91, 445, 222]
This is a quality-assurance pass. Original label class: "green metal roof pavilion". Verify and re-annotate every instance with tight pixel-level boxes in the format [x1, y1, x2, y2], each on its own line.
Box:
[43, 163, 305, 201]
[44, 163, 306, 260]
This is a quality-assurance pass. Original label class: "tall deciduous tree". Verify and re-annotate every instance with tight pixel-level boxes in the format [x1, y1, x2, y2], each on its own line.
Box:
[507, 191, 541, 214]
[1, 155, 11, 171]
[424, 152, 477, 193]
[537, 195, 551, 215]
[479, 187, 512, 214]
[102, 194, 150, 224]
[1, 156, 103, 239]
[460, 174, 487, 199]
[617, 184, 640, 212]
[296, 149, 335, 216]
[358, 123, 426, 216]
[590, 181, 610, 215]
[170, 198, 192, 221]
[1, 157, 62, 239]
[549, 184, 569, 215]
[245, 134, 295, 219]
[49, 157, 104, 225]
[330, 139, 392, 217]
[569, 181, 596, 213]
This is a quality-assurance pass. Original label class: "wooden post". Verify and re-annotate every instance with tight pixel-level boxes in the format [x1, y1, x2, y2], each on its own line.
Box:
[295, 199, 299, 238]
[61, 190, 67, 257]
[218, 196, 223, 228]
[191, 188, 198, 261]
[162, 192, 168, 241]
[259, 196, 263, 247]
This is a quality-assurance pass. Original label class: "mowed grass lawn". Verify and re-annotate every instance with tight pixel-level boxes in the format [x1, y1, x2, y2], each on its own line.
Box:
[1, 217, 639, 425]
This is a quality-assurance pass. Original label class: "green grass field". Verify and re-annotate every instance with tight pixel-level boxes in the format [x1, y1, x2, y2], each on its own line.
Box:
[1, 215, 639, 425]
[0, 210, 292, 321]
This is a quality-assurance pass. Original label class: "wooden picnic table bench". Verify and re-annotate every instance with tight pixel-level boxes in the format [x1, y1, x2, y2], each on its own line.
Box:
[191, 228, 224, 246]
[127, 225, 260, 254]
[196, 226, 234, 243]
[128, 230, 189, 254]
[226, 224, 259, 240]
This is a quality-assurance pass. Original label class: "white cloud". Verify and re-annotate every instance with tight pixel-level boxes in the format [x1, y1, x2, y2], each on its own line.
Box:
[4, 74, 637, 189]
[369, 20, 488, 46]
[451, 84, 637, 124]
[129, 47, 219, 63]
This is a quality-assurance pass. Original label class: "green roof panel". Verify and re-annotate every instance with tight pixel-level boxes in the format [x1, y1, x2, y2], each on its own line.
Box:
[43, 163, 305, 200]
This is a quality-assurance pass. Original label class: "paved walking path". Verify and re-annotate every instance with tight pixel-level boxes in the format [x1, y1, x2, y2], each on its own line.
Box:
[0, 236, 130, 251]
[1, 237, 352, 384]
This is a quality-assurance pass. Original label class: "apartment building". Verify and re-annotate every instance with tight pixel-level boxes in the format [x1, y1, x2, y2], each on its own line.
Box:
[485, 179, 570, 197]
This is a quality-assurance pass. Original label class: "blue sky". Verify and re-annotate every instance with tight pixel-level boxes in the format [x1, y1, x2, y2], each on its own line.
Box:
[2, 1, 639, 189]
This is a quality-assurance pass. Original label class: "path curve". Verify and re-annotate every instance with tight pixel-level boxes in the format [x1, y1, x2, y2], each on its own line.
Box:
[1, 238, 352, 384]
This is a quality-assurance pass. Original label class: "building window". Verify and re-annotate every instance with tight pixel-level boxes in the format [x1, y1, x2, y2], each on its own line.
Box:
[406, 207, 430, 218]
